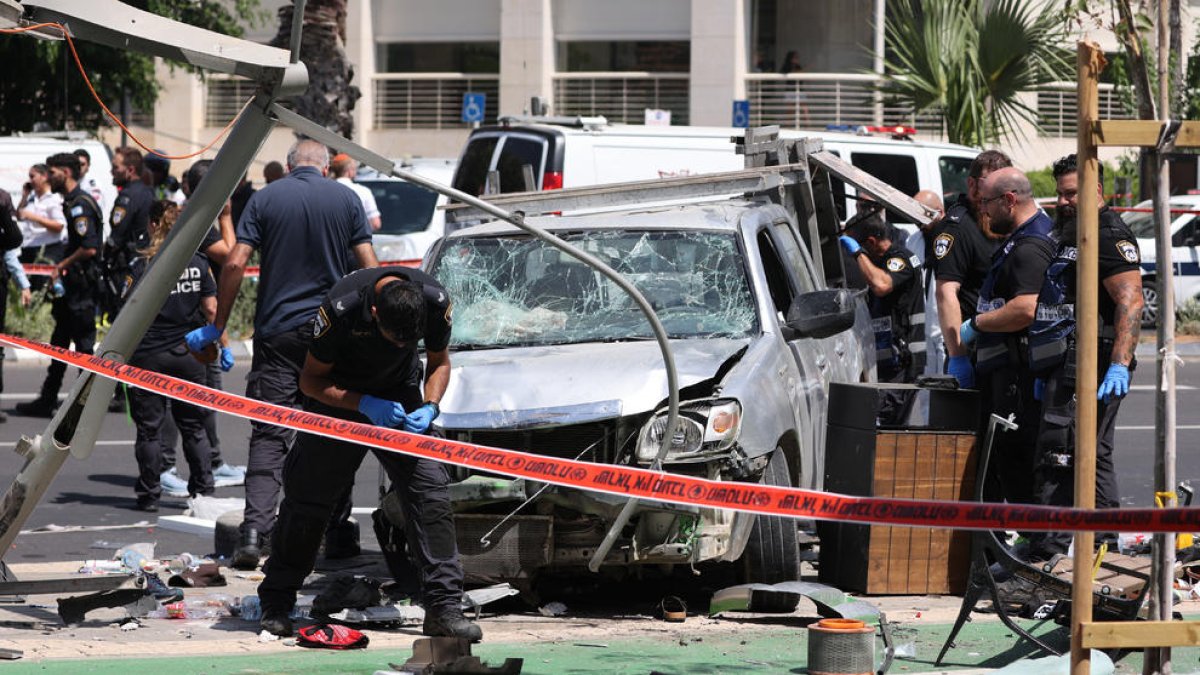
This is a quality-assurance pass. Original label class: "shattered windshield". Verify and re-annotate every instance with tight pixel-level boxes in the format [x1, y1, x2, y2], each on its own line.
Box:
[430, 230, 757, 348]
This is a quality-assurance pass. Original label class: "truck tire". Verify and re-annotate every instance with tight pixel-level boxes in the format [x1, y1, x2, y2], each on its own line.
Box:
[741, 447, 801, 612]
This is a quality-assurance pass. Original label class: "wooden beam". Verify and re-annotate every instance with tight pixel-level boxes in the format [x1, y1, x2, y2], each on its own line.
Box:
[1080, 621, 1200, 649]
[1092, 120, 1200, 147]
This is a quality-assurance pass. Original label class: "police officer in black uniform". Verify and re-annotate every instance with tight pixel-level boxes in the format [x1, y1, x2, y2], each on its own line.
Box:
[16, 153, 102, 417]
[256, 267, 481, 642]
[104, 147, 155, 317]
[840, 217, 926, 423]
[0, 189, 26, 421]
[1025, 155, 1142, 560]
[933, 150, 1011, 388]
[125, 200, 218, 511]
[958, 168, 1056, 510]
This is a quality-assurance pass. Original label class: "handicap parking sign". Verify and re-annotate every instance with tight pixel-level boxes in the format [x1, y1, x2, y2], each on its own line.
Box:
[732, 100, 750, 128]
[462, 93, 486, 124]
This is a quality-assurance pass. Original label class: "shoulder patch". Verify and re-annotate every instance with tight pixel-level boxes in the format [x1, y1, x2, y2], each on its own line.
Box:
[70, 205, 84, 217]
[111, 206, 126, 226]
[313, 306, 331, 339]
[73, 216, 89, 236]
[1116, 239, 1140, 264]
[934, 233, 954, 259]
[886, 257, 907, 272]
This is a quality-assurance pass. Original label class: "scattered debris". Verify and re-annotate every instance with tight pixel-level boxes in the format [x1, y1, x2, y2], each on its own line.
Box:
[708, 581, 880, 621]
[330, 604, 425, 625]
[186, 495, 246, 521]
[0, 648, 22, 660]
[538, 602, 567, 617]
[658, 596, 686, 622]
[118, 621, 139, 632]
[235, 572, 265, 582]
[296, 623, 369, 650]
[258, 629, 279, 642]
[391, 637, 522, 674]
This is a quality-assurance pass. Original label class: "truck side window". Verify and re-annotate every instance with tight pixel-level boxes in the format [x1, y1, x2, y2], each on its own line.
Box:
[771, 222, 816, 294]
[939, 156, 972, 198]
[851, 153, 919, 223]
[757, 230, 794, 319]
[1172, 217, 1199, 247]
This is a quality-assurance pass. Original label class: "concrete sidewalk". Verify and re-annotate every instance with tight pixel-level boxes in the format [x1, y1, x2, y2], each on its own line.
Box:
[0, 559, 1196, 674]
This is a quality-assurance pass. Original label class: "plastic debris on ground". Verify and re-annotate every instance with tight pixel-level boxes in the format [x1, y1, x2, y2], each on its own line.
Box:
[709, 581, 880, 621]
[993, 648, 1114, 674]
[114, 543, 156, 573]
[329, 584, 519, 625]
[185, 495, 245, 521]
[235, 595, 313, 622]
[147, 597, 232, 620]
[538, 601, 567, 617]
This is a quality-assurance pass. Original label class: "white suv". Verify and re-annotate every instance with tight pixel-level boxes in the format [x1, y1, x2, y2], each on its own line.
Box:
[1118, 197, 1200, 325]
[356, 158, 456, 263]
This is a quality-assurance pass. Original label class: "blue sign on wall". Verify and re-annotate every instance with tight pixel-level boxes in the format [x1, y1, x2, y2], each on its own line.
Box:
[462, 93, 487, 123]
[732, 100, 750, 128]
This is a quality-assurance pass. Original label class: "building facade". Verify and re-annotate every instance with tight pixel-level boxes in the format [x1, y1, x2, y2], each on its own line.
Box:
[106, 0, 1181, 180]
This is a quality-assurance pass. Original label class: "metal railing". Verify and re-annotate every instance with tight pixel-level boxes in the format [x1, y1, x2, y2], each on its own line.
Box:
[553, 72, 690, 126]
[746, 73, 943, 134]
[372, 74, 500, 130]
[205, 76, 257, 128]
[1036, 81, 1134, 137]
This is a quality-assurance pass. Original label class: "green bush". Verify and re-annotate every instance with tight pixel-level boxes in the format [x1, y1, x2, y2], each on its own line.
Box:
[5, 281, 54, 341]
[1178, 298, 1200, 336]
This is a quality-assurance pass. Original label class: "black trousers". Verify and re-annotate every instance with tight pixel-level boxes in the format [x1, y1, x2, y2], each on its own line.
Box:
[38, 297, 95, 401]
[242, 326, 310, 537]
[161, 360, 226, 470]
[1027, 361, 1123, 558]
[128, 345, 214, 502]
[978, 363, 1042, 509]
[259, 403, 464, 613]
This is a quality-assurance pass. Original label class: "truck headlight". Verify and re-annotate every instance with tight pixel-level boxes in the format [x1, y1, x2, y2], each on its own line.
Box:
[635, 400, 742, 464]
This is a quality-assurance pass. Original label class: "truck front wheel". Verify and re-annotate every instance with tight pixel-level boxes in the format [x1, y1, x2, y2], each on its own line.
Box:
[740, 447, 801, 612]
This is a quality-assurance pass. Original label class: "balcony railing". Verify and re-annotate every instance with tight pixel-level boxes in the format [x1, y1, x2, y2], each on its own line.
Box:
[373, 74, 500, 130]
[1036, 81, 1133, 137]
[746, 73, 943, 134]
[553, 72, 690, 126]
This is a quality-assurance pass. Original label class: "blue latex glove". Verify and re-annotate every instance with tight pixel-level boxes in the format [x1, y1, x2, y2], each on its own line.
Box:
[185, 323, 223, 353]
[1097, 363, 1130, 402]
[1033, 378, 1045, 401]
[959, 318, 980, 346]
[947, 355, 976, 389]
[403, 403, 439, 434]
[358, 394, 407, 428]
[219, 347, 235, 373]
[838, 235, 861, 255]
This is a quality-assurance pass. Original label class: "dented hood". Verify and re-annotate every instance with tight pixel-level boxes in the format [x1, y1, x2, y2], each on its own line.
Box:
[438, 338, 750, 430]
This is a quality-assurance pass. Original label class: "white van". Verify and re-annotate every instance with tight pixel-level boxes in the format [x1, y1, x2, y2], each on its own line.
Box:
[449, 117, 978, 226]
[0, 134, 116, 233]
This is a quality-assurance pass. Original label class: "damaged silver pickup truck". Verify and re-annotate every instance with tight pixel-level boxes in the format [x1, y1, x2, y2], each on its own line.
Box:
[425, 132, 934, 594]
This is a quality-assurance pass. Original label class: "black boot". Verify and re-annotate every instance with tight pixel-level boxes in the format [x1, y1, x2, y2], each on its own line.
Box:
[423, 605, 482, 642]
[15, 397, 56, 417]
[260, 608, 293, 637]
[232, 528, 264, 570]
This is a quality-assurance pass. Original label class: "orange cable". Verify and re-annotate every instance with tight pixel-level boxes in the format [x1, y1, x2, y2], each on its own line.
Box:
[0, 22, 247, 161]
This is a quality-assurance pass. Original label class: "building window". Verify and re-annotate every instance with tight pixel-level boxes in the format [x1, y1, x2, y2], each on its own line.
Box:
[378, 42, 500, 73]
[558, 41, 689, 73]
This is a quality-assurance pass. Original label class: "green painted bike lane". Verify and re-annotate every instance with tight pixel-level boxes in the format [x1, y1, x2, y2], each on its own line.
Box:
[6, 617, 1200, 674]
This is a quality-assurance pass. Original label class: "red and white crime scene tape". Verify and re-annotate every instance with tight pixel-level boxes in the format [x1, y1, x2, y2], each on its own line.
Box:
[22, 259, 421, 279]
[4, 331, 1198, 534]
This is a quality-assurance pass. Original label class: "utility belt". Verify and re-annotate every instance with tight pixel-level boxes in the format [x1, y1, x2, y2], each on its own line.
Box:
[1029, 323, 1118, 376]
[60, 259, 100, 293]
[975, 332, 1029, 375]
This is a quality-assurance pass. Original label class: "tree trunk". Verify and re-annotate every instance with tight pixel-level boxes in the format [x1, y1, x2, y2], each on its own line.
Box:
[1170, 0, 1184, 116]
[1114, 0, 1158, 201]
[270, 0, 360, 139]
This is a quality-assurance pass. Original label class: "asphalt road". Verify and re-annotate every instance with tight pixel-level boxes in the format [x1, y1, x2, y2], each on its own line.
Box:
[0, 355, 1196, 565]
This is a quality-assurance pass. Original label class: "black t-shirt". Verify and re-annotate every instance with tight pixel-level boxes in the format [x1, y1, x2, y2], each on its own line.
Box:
[989, 214, 1057, 305]
[237, 166, 373, 339]
[110, 180, 154, 252]
[63, 187, 102, 258]
[868, 244, 921, 319]
[129, 253, 216, 356]
[1060, 208, 1142, 326]
[199, 224, 223, 280]
[309, 267, 452, 401]
[933, 194, 999, 320]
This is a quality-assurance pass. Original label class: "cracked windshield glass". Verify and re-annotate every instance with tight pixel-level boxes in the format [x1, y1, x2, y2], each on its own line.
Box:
[431, 230, 757, 348]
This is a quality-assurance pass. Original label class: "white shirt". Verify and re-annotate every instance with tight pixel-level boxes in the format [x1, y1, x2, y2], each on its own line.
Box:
[19, 191, 66, 248]
[906, 228, 943, 375]
[336, 177, 380, 222]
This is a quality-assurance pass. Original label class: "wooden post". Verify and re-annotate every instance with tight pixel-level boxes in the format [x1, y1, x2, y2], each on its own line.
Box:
[1148, 0, 1179, 671]
[1072, 40, 1105, 675]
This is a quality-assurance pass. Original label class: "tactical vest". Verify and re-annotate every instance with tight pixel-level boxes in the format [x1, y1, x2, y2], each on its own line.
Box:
[871, 250, 926, 375]
[1027, 217, 1126, 374]
[974, 213, 1055, 375]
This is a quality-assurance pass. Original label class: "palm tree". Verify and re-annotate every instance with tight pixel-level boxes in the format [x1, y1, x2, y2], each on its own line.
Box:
[269, 0, 360, 139]
[880, 0, 1073, 147]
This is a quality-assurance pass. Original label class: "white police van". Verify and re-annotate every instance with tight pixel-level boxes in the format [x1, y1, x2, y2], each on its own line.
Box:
[449, 117, 978, 229]
[355, 157, 456, 263]
[0, 134, 116, 233]
[1119, 196, 1200, 325]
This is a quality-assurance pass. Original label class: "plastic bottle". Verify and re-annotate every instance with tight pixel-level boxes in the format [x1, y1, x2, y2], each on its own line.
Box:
[50, 280, 65, 298]
[120, 549, 149, 573]
[238, 595, 262, 621]
[167, 553, 198, 575]
[148, 598, 232, 620]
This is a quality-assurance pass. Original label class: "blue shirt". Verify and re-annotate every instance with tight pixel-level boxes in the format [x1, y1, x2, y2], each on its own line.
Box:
[236, 166, 372, 338]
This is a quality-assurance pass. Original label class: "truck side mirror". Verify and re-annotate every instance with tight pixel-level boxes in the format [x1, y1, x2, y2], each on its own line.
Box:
[783, 288, 858, 339]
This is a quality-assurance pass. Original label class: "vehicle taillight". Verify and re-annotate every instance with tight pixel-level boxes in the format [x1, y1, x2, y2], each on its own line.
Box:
[541, 172, 563, 191]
